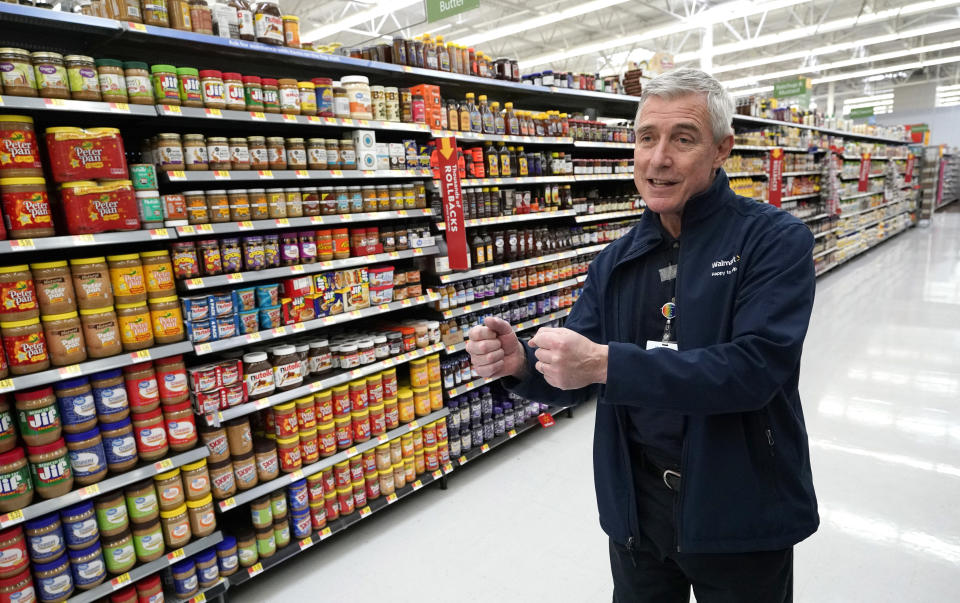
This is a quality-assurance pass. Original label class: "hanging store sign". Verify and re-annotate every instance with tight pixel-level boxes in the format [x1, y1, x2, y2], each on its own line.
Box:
[849, 106, 874, 119]
[905, 153, 915, 183]
[858, 153, 872, 193]
[426, 0, 480, 23]
[437, 137, 469, 270]
[767, 147, 784, 207]
[773, 78, 810, 99]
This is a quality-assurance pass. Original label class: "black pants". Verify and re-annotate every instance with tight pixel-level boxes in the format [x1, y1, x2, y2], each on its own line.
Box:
[610, 453, 793, 603]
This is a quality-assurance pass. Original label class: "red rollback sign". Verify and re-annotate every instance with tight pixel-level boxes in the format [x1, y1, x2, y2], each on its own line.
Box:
[438, 137, 468, 270]
[858, 153, 872, 192]
[767, 147, 784, 207]
[905, 153, 915, 183]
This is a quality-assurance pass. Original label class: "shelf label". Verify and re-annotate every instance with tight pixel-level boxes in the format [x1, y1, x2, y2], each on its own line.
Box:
[248, 563, 263, 577]
[307, 116, 321, 124]
[204, 108, 222, 118]
[149, 228, 170, 239]
[359, 506, 372, 518]
[80, 484, 100, 497]
[185, 278, 204, 289]
[226, 273, 244, 284]
[132, 350, 151, 361]
[412, 480, 423, 491]
[480, 443, 490, 453]
[299, 537, 314, 551]
[10, 239, 35, 250]
[275, 218, 290, 227]
[443, 462, 454, 474]
[339, 214, 352, 221]
[58, 365, 82, 378]
[346, 446, 359, 456]
[160, 104, 181, 115]
[432, 469, 443, 479]
[196, 343, 213, 355]
[508, 429, 517, 438]
[108, 102, 130, 113]
[295, 170, 310, 178]
[282, 114, 297, 123]
[386, 493, 398, 504]
[127, 21, 147, 32]
[250, 111, 266, 120]
[220, 497, 237, 511]
[538, 412, 556, 428]
[167, 171, 186, 181]
[0, 380, 13, 394]
[153, 458, 175, 472]
[330, 170, 343, 177]
[111, 573, 132, 587]
[166, 548, 186, 562]
[0, 510, 24, 527]
[319, 527, 332, 540]
[408, 420, 419, 430]
[258, 170, 274, 179]
[270, 327, 286, 337]
[44, 98, 67, 107]
[194, 593, 207, 603]
[290, 469, 304, 480]
[213, 170, 231, 180]
[377, 434, 389, 444]
[238, 221, 254, 230]
[179, 225, 196, 235]
[458, 455, 468, 465]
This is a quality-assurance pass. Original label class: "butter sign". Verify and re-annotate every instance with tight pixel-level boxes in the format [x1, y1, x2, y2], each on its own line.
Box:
[426, 0, 480, 22]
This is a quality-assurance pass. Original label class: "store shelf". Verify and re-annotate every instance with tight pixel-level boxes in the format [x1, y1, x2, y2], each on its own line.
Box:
[0, 341, 194, 395]
[0, 229, 175, 254]
[725, 171, 768, 178]
[457, 175, 575, 187]
[436, 249, 580, 283]
[217, 408, 450, 512]
[68, 533, 224, 603]
[841, 154, 893, 160]
[839, 200, 898, 217]
[208, 343, 445, 424]
[0, 94, 157, 116]
[839, 173, 884, 181]
[228, 458, 452, 588]
[157, 104, 434, 134]
[174, 210, 435, 237]
[800, 213, 831, 222]
[169, 578, 228, 603]
[193, 292, 439, 356]
[816, 223, 910, 277]
[812, 246, 838, 259]
[731, 114, 907, 144]
[812, 230, 831, 240]
[454, 414, 551, 467]
[435, 130, 573, 145]
[783, 171, 821, 177]
[781, 193, 821, 202]
[575, 242, 611, 255]
[733, 145, 821, 152]
[161, 169, 431, 183]
[574, 209, 644, 223]
[0, 448, 208, 530]
[839, 191, 882, 201]
[573, 141, 634, 149]
[574, 173, 634, 181]
[435, 209, 577, 230]
[440, 277, 580, 319]
[445, 376, 499, 398]
[180, 246, 437, 291]
[442, 307, 574, 355]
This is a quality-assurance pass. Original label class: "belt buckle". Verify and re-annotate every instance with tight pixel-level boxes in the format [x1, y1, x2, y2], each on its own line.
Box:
[662, 469, 681, 491]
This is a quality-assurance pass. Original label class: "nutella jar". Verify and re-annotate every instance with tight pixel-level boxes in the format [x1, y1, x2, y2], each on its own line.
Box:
[30, 261, 77, 316]
[243, 352, 275, 401]
[270, 345, 302, 392]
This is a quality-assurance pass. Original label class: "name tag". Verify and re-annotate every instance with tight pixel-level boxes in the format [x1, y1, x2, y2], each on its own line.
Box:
[646, 340, 678, 351]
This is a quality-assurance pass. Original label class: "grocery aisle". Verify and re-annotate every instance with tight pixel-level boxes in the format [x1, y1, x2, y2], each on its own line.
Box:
[230, 211, 960, 603]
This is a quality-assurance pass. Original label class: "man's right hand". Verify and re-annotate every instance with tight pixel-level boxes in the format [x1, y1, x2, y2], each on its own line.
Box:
[465, 317, 527, 380]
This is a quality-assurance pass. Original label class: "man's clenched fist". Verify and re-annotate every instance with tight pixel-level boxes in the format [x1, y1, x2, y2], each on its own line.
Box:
[529, 327, 608, 390]
[465, 317, 527, 380]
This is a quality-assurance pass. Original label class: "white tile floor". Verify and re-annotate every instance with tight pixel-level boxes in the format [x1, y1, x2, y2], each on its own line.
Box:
[230, 206, 960, 603]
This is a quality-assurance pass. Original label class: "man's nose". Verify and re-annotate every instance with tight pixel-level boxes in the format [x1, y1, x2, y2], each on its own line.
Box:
[650, 139, 672, 168]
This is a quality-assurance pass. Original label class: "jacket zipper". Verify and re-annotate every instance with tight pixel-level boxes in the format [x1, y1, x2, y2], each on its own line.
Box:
[674, 240, 686, 553]
[766, 428, 775, 456]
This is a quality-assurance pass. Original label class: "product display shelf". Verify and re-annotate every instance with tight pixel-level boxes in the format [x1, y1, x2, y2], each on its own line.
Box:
[839, 200, 899, 217]
[781, 193, 821, 202]
[839, 174, 884, 181]
[435, 249, 581, 283]
[812, 231, 831, 240]
[0, 228, 176, 254]
[160, 169, 432, 184]
[169, 578, 228, 603]
[0, 447, 209, 529]
[180, 246, 438, 291]
[574, 174, 634, 181]
[801, 213, 831, 222]
[456, 175, 576, 187]
[216, 408, 450, 512]
[174, 210, 435, 237]
[783, 171, 821, 177]
[442, 307, 574, 355]
[206, 343, 446, 425]
[440, 277, 581, 319]
[835, 211, 908, 238]
[725, 172, 767, 178]
[435, 209, 578, 230]
[193, 292, 440, 356]
[0, 341, 194, 394]
[839, 191, 882, 201]
[453, 407, 569, 468]
[156, 104, 435, 134]
[228, 458, 453, 588]
[842, 154, 893, 160]
[445, 376, 499, 398]
[434, 131, 573, 145]
[816, 223, 910, 277]
[574, 209, 644, 223]
[812, 246, 838, 260]
[0, 95, 157, 116]
[573, 141, 634, 149]
[575, 242, 611, 255]
[66, 532, 224, 603]
[731, 114, 907, 145]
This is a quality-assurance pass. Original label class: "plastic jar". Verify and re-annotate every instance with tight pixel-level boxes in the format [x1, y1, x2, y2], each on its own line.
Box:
[99, 418, 138, 473]
[255, 525, 275, 558]
[154, 469, 185, 513]
[233, 451, 258, 491]
[0, 317, 48, 375]
[216, 535, 238, 576]
[342, 76, 372, 119]
[221, 72, 244, 111]
[32, 554, 74, 601]
[150, 65, 180, 106]
[225, 418, 253, 456]
[131, 409, 169, 461]
[101, 529, 136, 576]
[177, 67, 202, 107]
[186, 495, 216, 538]
[123, 61, 153, 105]
[195, 548, 219, 588]
[181, 459, 211, 502]
[0, 526, 28, 581]
[243, 75, 264, 111]
[0, 49, 37, 98]
[77, 307, 121, 359]
[24, 515, 65, 564]
[209, 460, 236, 500]
[124, 480, 159, 525]
[254, 439, 279, 482]
[130, 517, 164, 563]
[170, 559, 198, 599]
[199, 70, 225, 109]
[135, 575, 162, 603]
[276, 436, 301, 473]
[236, 529, 256, 568]
[0, 177, 54, 239]
[332, 86, 350, 118]
[207, 139, 230, 171]
[60, 502, 98, 551]
[107, 255, 147, 306]
[94, 492, 128, 538]
[262, 78, 280, 113]
[162, 401, 197, 453]
[297, 81, 317, 116]
[31, 52, 69, 100]
[148, 296, 185, 345]
[277, 78, 300, 114]
[96, 59, 127, 103]
[64, 428, 107, 486]
[15, 387, 59, 449]
[159, 505, 191, 549]
[116, 302, 155, 352]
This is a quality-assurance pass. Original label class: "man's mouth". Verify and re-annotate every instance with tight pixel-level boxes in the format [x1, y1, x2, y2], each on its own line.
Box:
[647, 178, 679, 187]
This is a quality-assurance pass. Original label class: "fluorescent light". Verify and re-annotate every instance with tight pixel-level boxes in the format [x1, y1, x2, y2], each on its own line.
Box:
[721, 40, 960, 88]
[459, 0, 630, 47]
[675, 0, 960, 64]
[729, 85, 775, 97]
[303, 0, 422, 43]
[811, 53, 960, 84]
[709, 21, 960, 76]
[518, 0, 814, 69]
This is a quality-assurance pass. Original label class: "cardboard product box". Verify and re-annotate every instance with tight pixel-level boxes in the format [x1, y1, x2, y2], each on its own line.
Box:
[389, 143, 406, 170]
[339, 282, 370, 311]
[358, 150, 377, 170]
[282, 275, 314, 299]
[352, 130, 376, 151]
[375, 143, 391, 171]
[281, 295, 316, 325]
[403, 140, 419, 169]
[411, 84, 441, 110]
[314, 288, 343, 317]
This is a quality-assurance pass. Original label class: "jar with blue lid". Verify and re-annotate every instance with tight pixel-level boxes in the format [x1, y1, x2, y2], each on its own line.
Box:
[32, 553, 74, 602]
[64, 428, 108, 486]
[24, 515, 65, 563]
[193, 548, 219, 588]
[99, 417, 139, 473]
[90, 369, 130, 422]
[215, 535, 238, 576]
[290, 508, 311, 540]
[67, 541, 106, 590]
[287, 479, 308, 512]
[60, 502, 99, 550]
[493, 407, 505, 437]
[54, 378, 97, 434]
[170, 558, 199, 599]
[503, 402, 514, 431]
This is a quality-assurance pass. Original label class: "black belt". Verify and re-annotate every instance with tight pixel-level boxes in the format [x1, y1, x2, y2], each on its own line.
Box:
[642, 453, 682, 492]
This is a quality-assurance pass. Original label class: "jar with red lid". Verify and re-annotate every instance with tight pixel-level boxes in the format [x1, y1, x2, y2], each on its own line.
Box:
[0, 526, 29, 579]
[243, 76, 264, 111]
[332, 228, 350, 260]
[131, 408, 168, 461]
[0, 569, 34, 603]
[261, 78, 280, 114]
[162, 401, 197, 452]
[199, 70, 225, 110]
[124, 363, 159, 413]
[222, 72, 245, 111]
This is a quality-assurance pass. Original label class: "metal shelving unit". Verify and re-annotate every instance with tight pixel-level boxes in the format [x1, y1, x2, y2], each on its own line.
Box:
[0, 94, 157, 116]
[574, 209, 644, 223]
[435, 249, 581, 283]
[573, 141, 634, 149]
[438, 131, 573, 145]
[174, 210, 435, 237]
[435, 209, 577, 230]
[782, 193, 821, 202]
[0, 229, 175, 254]
[440, 277, 580, 319]
[457, 175, 576, 186]
[573, 173, 634, 181]
[161, 169, 431, 184]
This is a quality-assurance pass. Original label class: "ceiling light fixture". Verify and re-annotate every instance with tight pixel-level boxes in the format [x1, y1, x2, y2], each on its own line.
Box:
[302, 0, 422, 43]
[459, 0, 631, 47]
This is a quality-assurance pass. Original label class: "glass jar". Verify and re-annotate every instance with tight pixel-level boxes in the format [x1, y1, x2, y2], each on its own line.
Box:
[31, 52, 69, 99]
[65, 55, 100, 102]
[266, 137, 286, 170]
[341, 76, 372, 119]
[340, 139, 356, 170]
[229, 138, 250, 170]
[286, 138, 307, 170]
[206, 137, 230, 170]
[0, 48, 37, 97]
[183, 134, 208, 171]
[277, 78, 300, 114]
[96, 58, 127, 103]
[248, 136, 268, 170]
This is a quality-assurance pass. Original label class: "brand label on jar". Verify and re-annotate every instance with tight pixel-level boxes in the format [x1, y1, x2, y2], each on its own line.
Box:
[254, 13, 284, 43]
[0, 128, 42, 171]
[231, 145, 250, 164]
[208, 144, 229, 163]
[126, 75, 152, 99]
[130, 378, 159, 406]
[188, 475, 209, 495]
[200, 564, 218, 581]
[99, 72, 124, 94]
[139, 532, 163, 552]
[59, 392, 96, 425]
[204, 432, 228, 456]
[203, 81, 225, 103]
[110, 543, 135, 564]
[36, 65, 67, 90]
[167, 420, 196, 443]
[67, 518, 98, 543]
[235, 463, 256, 484]
[1, 190, 52, 231]
[18, 405, 58, 437]
[137, 426, 166, 450]
[76, 558, 104, 582]
[0, 60, 37, 91]
[0, 279, 37, 314]
[244, 367, 274, 398]
[227, 82, 245, 106]
[0, 546, 24, 570]
[30, 533, 62, 557]
[40, 573, 71, 596]
[185, 144, 208, 167]
[132, 495, 157, 514]
[220, 554, 238, 570]
[106, 434, 137, 464]
[69, 450, 103, 476]
[158, 144, 184, 167]
[238, 547, 256, 563]
[119, 314, 152, 344]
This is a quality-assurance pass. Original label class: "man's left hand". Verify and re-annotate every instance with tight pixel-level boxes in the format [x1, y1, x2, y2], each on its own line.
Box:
[528, 327, 608, 390]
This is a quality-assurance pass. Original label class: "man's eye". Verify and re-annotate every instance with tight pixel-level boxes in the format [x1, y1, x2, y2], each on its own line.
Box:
[677, 137, 692, 144]
[640, 136, 653, 143]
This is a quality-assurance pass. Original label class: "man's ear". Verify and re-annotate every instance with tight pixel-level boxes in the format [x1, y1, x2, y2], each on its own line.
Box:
[714, 133, 735, 169]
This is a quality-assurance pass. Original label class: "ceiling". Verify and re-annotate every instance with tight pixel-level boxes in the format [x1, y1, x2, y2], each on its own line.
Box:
[283, 0, 960, 113]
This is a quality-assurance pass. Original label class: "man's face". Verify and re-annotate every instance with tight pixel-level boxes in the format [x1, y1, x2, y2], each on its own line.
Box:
[633, 93, 734, 217]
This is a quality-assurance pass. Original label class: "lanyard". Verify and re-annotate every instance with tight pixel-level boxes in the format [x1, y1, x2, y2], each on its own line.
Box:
[660, 241, 679, 344]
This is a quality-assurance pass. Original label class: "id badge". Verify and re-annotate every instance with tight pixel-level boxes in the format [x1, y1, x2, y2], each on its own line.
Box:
[646, 340, 678, 351]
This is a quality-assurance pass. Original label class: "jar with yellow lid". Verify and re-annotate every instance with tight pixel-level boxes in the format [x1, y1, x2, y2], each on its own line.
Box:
[106, 254, 146, 305]
[181, 458, 211, 501]
[139, 250, 176, 299]
[116, 302, 155, 352]
[148, 296, 185, 345]
[40, 311, 87, 366]
[186, 495, 216, 537]
[78, 306, 122, 359]
[1, 317, 50, 374]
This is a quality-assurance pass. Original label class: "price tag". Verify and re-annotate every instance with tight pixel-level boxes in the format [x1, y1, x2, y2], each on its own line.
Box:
[412, 480, 423, 491]
[205, 108, 223, 118]
[323, 117, 338, 125]
[401, 299, 411, 307]
[220, 497, 237, 511]
[153, 458, 175, 472]
[161, 104, 182, 115]
[270, 327, 286, 337]
[444, 462, 454, 474]
[432, 469, 442, 479]
[481, 443, 491, 453]
[341, 119, 354, 126]
[299, 537, 314, 551]
[108, 102, 130, 113]
[178, 225, 196, 235]
[458, 455, 468, 465]
[340, 214, 352, 221]
[196, 343, 213, 355]
[186, 278, 205, 289]
[386, 493, 398, 504]
[43, 98, 66, 107]
[248, 562, 263, 577]
[290, 469, 304, 480]
[318, 527, 332, 540]
[166, 548, 186, 562]
[310, 216, 324, 225]
[258, 170, 274, 179]
[213, 170, 231, 180]
[254, 399, 270, 410]
[149, 228, 170, 239]
[403, 66, 414, 73]
[194, 593, 207, 603]
[281, 114, 297, 123]
[10, 239, 35, 250]
[330, 170, 343, 177]
[376, 434, 389, 444]
[127, 21, 147, 32]
[349, 310, 362, 318]
[408, 420, 419, 430]
[295, 170, 310, 178]
[346, 446, 358, 456]
[112, 573, 132, 588]
[275, 218, 290, 227]
[0, 510, 24, 527]
[359, 506, 372, 518]
[250, 111, 266, 120]
[132, 350, 151, 361]
[58, 365, 82, 378]
[167, 170, 187, 181]
[0, 380, 13, 393]
[307, 116, 321, 124]
[226, 273, 244, 284]
[538, 412, 556, 428]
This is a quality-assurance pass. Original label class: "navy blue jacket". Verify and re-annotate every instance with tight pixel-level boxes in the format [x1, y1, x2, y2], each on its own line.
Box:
[508, 169, 819, 554]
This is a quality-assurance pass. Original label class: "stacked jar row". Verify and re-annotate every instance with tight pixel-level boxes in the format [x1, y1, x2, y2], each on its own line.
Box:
[445, 386, 543, 457]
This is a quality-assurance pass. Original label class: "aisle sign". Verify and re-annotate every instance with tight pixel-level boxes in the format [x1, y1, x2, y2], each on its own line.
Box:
[767, 147, 784, 207]
[858, 153, 872, 192]
[426, 0, 480, 23]
[849, 107, 874, 119]
[437, 137, 469, 270]
[905, 153, 915, 183]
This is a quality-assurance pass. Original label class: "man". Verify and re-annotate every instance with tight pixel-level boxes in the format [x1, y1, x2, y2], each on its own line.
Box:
[465, 68, 818, 602]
